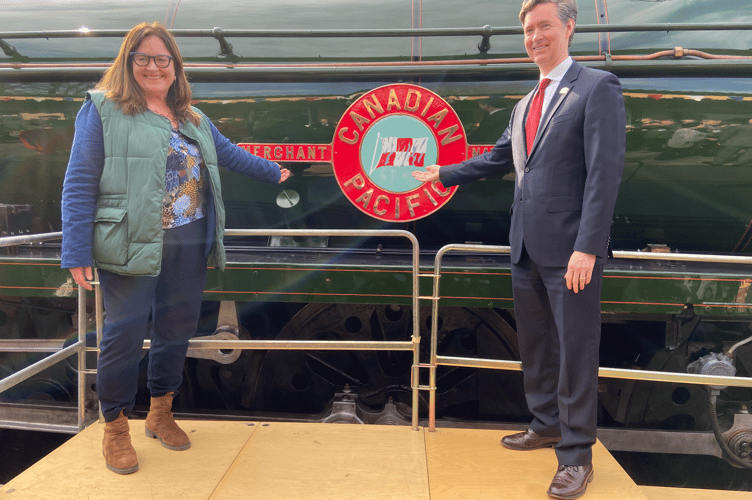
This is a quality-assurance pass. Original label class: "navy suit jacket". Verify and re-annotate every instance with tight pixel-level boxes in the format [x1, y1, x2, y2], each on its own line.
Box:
[440, 62, 626, 268]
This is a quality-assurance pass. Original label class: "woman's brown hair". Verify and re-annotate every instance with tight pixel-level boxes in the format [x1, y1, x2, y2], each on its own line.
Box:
[96, 22, 201, 125]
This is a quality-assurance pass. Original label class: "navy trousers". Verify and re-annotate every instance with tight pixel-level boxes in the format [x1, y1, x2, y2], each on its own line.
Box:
[97, 219, 208, 422]
[511, 245, 603, 466]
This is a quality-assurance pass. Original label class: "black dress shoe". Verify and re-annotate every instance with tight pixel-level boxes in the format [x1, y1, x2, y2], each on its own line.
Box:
[500, 428, 561, 451]
[547, 463, 594, 499]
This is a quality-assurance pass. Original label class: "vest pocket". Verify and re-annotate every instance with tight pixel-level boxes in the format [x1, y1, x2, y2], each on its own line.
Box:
[93, 206, 128, 266]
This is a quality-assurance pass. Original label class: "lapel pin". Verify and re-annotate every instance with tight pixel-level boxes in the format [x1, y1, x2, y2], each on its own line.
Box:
[559, 87, 569, 95]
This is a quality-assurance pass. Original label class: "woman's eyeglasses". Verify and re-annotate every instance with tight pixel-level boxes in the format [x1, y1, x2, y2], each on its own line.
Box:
[130, 52, 174, 68]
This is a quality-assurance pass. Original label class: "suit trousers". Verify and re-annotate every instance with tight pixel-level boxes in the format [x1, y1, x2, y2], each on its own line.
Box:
[97, 218, 208, 422]
[511, 245, 603, 466]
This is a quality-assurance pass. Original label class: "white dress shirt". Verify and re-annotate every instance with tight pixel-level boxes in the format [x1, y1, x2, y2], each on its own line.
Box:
[540, 56, 573, 118]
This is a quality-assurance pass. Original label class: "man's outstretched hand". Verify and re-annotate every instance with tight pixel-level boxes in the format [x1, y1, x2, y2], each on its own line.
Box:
[411, 164, 441, 183]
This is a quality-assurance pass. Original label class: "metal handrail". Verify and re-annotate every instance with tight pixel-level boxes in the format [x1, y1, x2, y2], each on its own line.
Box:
[0, 231, 85, 434]
[180, 340, 414, 351]
[2, 23, 750, 62]
[1, 229, 422, 431]
[0, 339, 67, 352]
[1, 23, 751, 40]
[0, 231, 61, 248]
[0, 286, 87, 433]
[612, 250, 752, 265]
[91, 229, 423, 429]
[7, 230, 752, 433]
[425, 243, 752, 432]
[210, 229, 421, 430]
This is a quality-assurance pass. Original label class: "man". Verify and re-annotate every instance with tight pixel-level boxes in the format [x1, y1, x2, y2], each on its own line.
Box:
[412, 1, 625, 498]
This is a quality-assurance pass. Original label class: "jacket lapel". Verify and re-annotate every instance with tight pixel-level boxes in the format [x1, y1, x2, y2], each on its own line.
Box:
[528, 62, 582, 159]
[512, 91, 533, 184]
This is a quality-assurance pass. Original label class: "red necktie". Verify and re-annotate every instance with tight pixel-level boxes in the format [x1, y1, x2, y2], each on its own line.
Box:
[525, 78, 551, 156]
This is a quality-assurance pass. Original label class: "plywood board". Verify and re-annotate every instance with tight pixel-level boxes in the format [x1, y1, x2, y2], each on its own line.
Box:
[1, 419, 257, 500]
[5, 420, 748, 500]
[424, 428, 648, 500]
[209, 422, 429, 500]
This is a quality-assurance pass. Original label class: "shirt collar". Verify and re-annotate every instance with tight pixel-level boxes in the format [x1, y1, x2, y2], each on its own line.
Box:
[541, 56, 573, 85]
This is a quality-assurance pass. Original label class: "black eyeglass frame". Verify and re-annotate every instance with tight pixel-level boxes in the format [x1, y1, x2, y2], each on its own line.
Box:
[129, 52, 174, 68]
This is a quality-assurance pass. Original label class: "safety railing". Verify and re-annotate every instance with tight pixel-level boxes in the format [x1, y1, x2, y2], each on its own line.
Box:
[84, 229, 421, 429]
[2, 22, 752, 56]
[3, 23, 752, 82]
[0, 231, 88, 433]
[8, 232, 752, 434]
[425, 244, 752, 431]
[1, 229, 422, 431]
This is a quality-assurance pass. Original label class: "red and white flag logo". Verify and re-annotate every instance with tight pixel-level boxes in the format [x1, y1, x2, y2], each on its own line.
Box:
[370, 135, 428, 174]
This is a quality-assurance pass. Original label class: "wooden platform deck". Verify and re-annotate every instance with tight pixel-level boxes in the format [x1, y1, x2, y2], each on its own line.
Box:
[1, 420, 750, 499]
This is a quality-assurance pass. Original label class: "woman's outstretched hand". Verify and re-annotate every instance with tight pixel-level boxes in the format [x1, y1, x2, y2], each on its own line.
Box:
[277, 163, 291, 183]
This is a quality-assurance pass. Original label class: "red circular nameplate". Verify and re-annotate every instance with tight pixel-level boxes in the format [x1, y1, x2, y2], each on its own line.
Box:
[332, 84, 465, 222]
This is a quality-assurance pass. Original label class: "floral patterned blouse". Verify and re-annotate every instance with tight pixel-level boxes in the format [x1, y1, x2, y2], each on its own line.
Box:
[162, 129, 209, 229]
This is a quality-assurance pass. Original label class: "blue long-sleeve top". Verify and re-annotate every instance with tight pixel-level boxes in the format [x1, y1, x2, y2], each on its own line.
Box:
[61, 100, 281, 269]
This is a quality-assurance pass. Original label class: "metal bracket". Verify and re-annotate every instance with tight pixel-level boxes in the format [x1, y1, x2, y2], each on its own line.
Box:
[477, 25, 493, 53]
[0, 39, 22, 59]
[665, 304, 700, 350]
[212, 27, 234, 57]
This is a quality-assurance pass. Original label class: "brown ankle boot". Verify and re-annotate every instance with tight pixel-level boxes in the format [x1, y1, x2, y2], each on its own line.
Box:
[102, 411, 139, 474]
[145, 392, 191, 451]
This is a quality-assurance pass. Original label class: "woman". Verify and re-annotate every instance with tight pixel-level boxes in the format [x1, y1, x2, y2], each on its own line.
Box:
[61, 22, 290, 475]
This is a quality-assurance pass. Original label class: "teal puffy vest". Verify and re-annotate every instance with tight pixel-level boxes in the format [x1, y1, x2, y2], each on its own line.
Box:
[89, 91, 227, 275]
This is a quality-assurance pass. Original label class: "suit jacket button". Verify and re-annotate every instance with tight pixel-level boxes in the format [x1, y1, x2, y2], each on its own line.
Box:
[524, 167, 530, 172]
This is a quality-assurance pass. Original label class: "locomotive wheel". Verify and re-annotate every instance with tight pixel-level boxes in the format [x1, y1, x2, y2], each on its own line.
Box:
[244, 302, 527, 421]
[614, 348, 752, 488]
